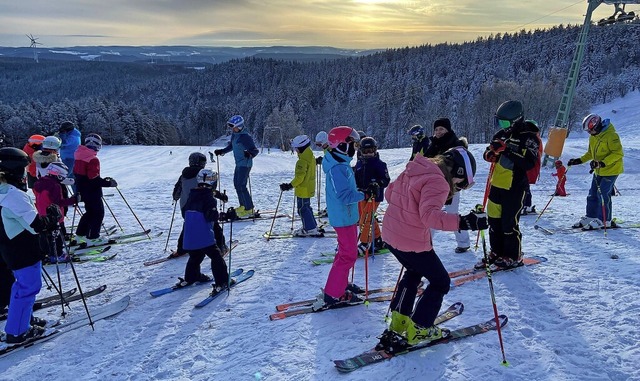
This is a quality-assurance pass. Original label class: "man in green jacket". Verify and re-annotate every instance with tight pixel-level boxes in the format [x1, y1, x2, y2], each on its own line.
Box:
[568, 113, 624, 230]
[280, 135, 320, 236]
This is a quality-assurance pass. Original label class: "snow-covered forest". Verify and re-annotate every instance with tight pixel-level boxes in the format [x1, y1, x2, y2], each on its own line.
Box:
[1, 22, 639, 148]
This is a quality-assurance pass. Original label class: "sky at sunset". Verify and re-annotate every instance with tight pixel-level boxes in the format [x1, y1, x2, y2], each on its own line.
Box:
[1, 1, 636, 48]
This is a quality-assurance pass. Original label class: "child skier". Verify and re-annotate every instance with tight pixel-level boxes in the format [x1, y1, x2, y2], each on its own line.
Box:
[552, 160, 567, 197]
[33, 162, 78, 263]
[0, 147, 62, 344]
[312, 126, 365, 311]
[33, 136, 62, 180]
[73, 133, 117, 245]
[380, 147, 485, 347]
[181, 169, 231, 293]
[22, 134, 45, 188]
[354, 137, 390, 253]
[280, 135, 320, 236]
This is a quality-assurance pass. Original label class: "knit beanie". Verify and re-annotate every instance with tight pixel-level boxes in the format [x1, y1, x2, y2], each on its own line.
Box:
[433, 118, 452, 133]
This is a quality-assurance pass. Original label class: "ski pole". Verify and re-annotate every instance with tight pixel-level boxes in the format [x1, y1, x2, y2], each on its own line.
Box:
[216, 158, 222, 195]
[102, 196, 124, 233]
[475, 163, 495, 250]
[384, 265, 405, 323]
[249, 173, 256, 222]
[227, 207, 234, 294]
[291, 191, 296, 232]
[266, 190, 284, 241]
[59, 228, 95, 330]
[164, 201, 178, 252]
[317, 163, 321, 212]
[40, 266, 62, 299]
[595, 175, 608, 236]
[47, 231, 67, 317]
[115, 186, 150, 239]
[534, 166, 571, 227]
[477, 204, 509, 366]
[365, 197, 376, 300]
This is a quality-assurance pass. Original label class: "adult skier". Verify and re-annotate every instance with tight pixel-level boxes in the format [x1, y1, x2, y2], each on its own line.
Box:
[58, 121, 81, 178]
[213, 115, 259, 219]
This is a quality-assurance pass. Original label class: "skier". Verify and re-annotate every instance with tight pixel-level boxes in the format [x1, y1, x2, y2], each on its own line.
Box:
[314, 131, 330, 217]
[73, 133, 117, 245]
[552, 160, 567, 197]
[0, 255, 13, 316]
[213, 115, 259, 219]
[381, 147, 485, 346]
[423, 117, 472, 253]
[181, 168, 231, 293]
[354, 136, 390, 253]
[279, 135, 320, 236]
[172, 152, 229, 257]
[58, 121, 81, 180]
[568, 113, 624, 229]
[478, 101, 540, 269]
[407, 125, 429, 161]
[32, 136, 63, 180]
[312, 126, 364, 310]
[0, 147, 62, 344]
[33, 162, 78, 263]
[22, 134, 45, 189]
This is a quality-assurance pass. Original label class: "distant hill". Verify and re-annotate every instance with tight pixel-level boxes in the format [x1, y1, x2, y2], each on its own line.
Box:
[0, 45, 381, 65]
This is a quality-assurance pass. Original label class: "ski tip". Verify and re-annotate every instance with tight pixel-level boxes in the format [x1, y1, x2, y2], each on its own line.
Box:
[269, 312, 286, 321]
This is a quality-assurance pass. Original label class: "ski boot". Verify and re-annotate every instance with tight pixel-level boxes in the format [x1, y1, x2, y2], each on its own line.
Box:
[406, 320, 449, 345]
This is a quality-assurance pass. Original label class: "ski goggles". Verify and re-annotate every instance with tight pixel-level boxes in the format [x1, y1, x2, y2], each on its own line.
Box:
[360, 147, 376, 156]
[494, 116, 512, 129]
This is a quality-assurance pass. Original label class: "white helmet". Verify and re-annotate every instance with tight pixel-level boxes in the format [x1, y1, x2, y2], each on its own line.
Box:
[42, 136, 62, 151]
[46, 162, 69, 181]
[291, 135, 310, 149]
[315, 131, 328, 146]
[197, 168, 218, 187]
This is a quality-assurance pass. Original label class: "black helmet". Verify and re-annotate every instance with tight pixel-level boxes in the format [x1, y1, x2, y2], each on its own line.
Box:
[442, 147, 476, 190]
[59, 121, 75, 133]
[495, 100, 524, 129]
[0, 147, 30, 186]
[359, 137, 377, 156]
[188, 152, 207, 167]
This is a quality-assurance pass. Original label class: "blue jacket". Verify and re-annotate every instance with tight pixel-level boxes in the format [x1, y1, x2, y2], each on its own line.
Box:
[354, 154, 390, 202]
[59, 128, 81, 160]
[322, 151, 364, 227]
[183, 187, 218, 250]
[220, 129, 259, 167]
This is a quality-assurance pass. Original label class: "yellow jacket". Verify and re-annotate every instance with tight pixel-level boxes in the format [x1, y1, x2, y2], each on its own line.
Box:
[579, 123, 624, 176]
[291, 147, 316, 198]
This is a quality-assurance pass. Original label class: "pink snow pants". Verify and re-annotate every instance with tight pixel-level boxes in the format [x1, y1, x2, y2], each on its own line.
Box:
[324, 224, 358, 298]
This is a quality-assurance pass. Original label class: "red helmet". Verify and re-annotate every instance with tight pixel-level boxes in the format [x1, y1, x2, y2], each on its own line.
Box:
[582, 114, 602, 133]
[555, 160, 563, 167]
[328, 126, 360, 154]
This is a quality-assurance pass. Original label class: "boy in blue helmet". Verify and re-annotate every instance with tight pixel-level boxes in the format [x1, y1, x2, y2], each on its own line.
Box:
[214, 115, 259, 219]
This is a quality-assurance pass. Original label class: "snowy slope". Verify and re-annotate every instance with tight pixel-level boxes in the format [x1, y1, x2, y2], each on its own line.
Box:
[1, 91, 639, 381]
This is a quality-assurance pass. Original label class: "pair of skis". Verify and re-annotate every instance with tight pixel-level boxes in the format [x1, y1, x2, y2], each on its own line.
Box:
[270, 256, 546, 320]
[333, 303, 508, 372]
[68, 229, 159, 249]
[149, 268, 254, 308]
[0, 296, 130, 357]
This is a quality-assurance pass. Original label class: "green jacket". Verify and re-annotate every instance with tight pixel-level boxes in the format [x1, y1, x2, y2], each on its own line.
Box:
[579, 123, 624, 176]
[291, 147, 316, 198]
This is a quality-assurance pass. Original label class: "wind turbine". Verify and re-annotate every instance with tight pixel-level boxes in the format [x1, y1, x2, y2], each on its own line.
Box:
[26, 34, 42, 63]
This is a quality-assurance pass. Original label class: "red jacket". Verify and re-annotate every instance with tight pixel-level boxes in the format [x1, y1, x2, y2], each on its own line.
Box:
[33, 176, 75, 222]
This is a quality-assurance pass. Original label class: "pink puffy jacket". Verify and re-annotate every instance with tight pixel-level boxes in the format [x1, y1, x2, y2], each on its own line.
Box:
[382, 155, 460, 253]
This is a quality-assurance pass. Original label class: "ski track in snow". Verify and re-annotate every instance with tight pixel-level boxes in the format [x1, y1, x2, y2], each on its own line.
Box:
[1, 91, 639, 380]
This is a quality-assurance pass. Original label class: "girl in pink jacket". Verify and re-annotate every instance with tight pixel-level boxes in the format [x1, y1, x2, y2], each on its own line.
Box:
[380, 147, 486, 347]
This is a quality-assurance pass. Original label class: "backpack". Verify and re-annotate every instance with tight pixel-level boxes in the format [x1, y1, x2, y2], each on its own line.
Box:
[526, 133, 543, 184]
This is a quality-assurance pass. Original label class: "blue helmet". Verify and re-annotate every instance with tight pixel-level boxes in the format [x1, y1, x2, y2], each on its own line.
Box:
[227, 115, 245, 130]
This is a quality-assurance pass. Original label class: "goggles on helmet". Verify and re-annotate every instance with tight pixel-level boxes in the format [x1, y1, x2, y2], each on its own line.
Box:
[494, 116, 512, 129]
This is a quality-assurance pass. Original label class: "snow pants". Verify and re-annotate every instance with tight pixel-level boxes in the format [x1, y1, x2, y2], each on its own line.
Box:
[443, 192, 469, 249]
[5, 262, 42, 336]
[76, 198, 105, 239]
[324, 225, 358, 299]
[487, 186, 525, 261]
[586, 175, 618, 222]
[296, 197, 317, 231]
[233, 166, 254, 210]
[388, 247, 450, 328]
[185, 245, 229, 286]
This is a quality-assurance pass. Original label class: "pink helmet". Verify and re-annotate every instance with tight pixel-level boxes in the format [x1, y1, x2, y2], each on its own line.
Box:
[328, 126, 360, 154]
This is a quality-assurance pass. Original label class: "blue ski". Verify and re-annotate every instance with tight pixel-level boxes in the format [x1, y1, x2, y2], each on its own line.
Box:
[150, 268, 243, 297]
[194, 270, 255, 308]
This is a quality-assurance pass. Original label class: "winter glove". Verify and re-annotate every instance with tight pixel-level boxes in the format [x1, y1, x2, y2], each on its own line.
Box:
[213, 149, 224, 156]
[280, 183, 294, 192]
[225, 207, 238, 221]
[45, 205, 63, 230]
[567, 158, 582, 166]
[315, 156, 323, 165]
[459, 211, 488, 231]
[505, 138, 520, 153]
[208, 152, 216, 163]
[364, 182, 380, 200]
[104, 177, 118, 187]
[243, 150, 252, 158]
[218, 212, 228, 222]
[490, 139, 506, 154]
[213, 190, 228, 203]
[590, 160, 605, 170]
